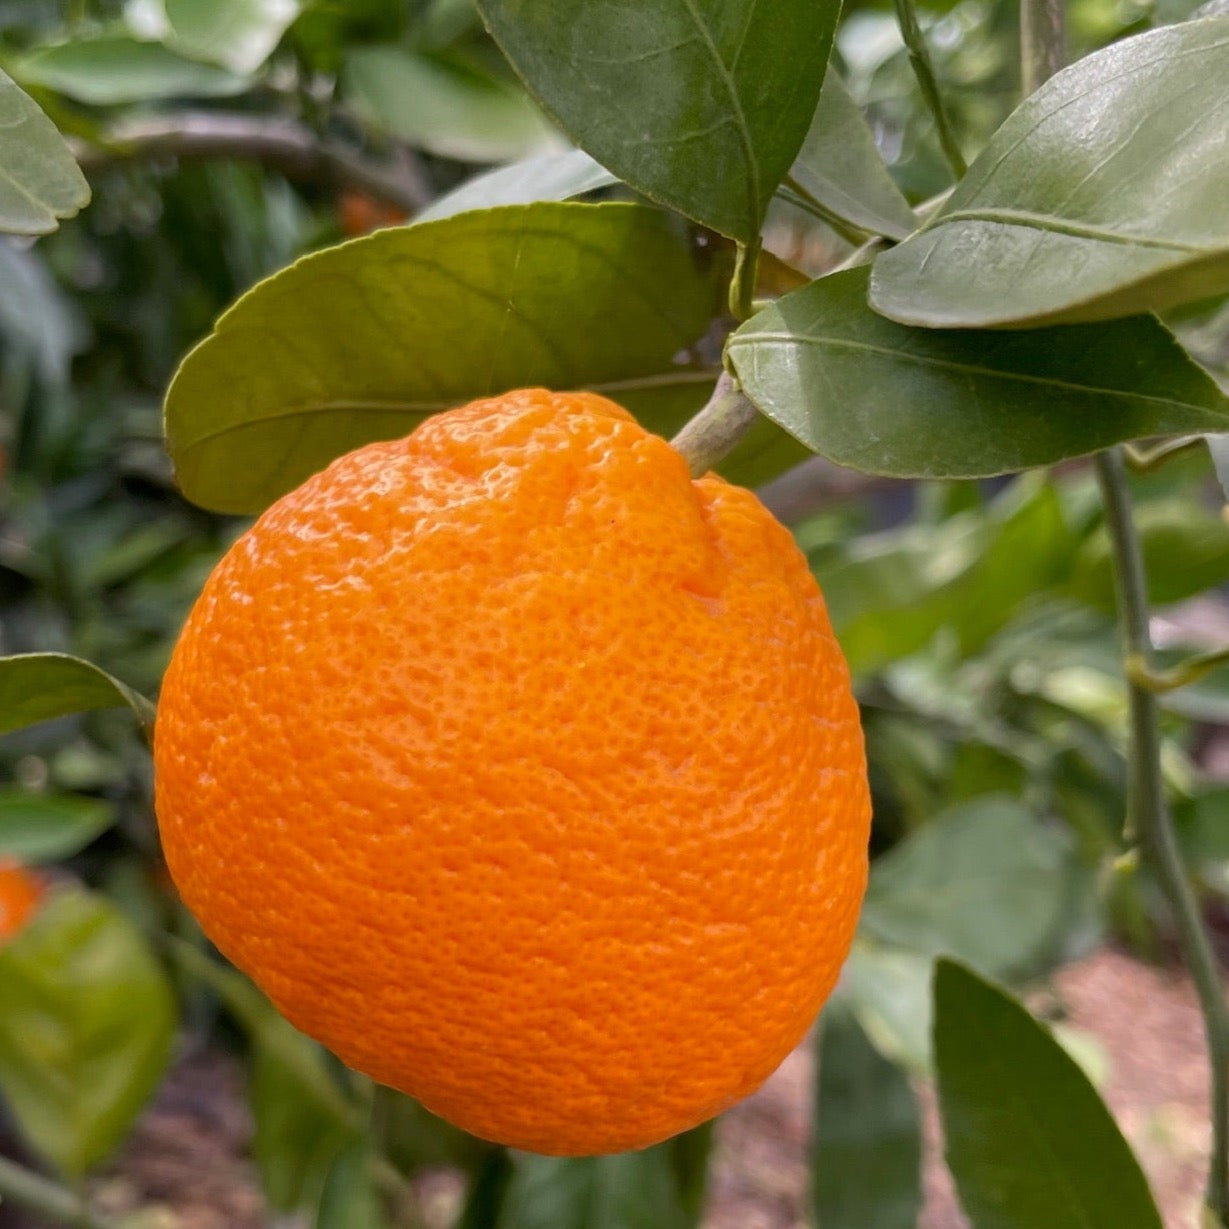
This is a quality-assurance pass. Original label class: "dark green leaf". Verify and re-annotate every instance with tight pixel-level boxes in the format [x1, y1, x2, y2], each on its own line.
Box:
[1071, 498, 1229, 612]
[0, 653, 155, 736]
[15, 37, 249, 104]
[0, 888, 175, 1177]
[0, 791, 113, 863]
[870, 19, 1229, 327]
[165, 202, 742, 514]
[728, 267, 1229, 478]
[861, 797, 1074, 979]
[813, 1007, 921, 1229]
[666, 1123, 713, 1227]
[0, 70, 89, 235]
[315, 1141, 388, 1229]
[418, 149, 618, 223]
[478, 0, 842, 242]
[162, 0, 301, 74]
[787, 71, 916, 242]
[934, 960, 1163, 1229]
[345, 45, 555, 162]
[500, 1149, 690, 1229]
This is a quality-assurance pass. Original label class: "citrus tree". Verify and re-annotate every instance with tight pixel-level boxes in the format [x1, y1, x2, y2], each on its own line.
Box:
[1, 0, 1228, 1227]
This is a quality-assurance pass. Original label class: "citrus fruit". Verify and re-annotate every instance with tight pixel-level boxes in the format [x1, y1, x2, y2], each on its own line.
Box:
[154, 388, 870, 1156]
[0, 860, 43, 942]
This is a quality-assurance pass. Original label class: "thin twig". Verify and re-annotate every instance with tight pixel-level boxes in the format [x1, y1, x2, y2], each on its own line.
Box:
[1095, 449, 1229, 1225]
[73, 113, 432, 213]
[1020, 0, 1066, 95]
[670, 371, 761, 477]
[891, 0, 967, 178]
[0, 1155, 116, 1229]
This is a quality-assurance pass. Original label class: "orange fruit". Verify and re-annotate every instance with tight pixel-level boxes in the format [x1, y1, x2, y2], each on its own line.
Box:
[0, 860, 43, 941]
[338, 190, 408, 236]
[154, 388, 870, 1156]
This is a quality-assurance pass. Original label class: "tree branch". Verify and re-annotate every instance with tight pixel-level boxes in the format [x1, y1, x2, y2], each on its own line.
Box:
[73, 113, 432, 213]
[670, 372, 762, 477]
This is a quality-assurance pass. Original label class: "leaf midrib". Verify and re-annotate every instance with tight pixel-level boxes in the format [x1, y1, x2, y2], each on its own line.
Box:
[930, 207, 1210, 254]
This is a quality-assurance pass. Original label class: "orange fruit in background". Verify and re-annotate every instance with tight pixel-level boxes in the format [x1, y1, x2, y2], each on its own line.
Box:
[0, 860, 43, 941]
[154, 388, 870, 1156]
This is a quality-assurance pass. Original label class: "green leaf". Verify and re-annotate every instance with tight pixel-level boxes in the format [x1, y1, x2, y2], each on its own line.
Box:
[813, 1007, 921, 1229]
[168, 941, 361, 1210]
[0, 791, 113, 863]
[418, 149, 618, 223]
[0, 653, 155, 736]
[477, 0, 842, 242]
[727, 266, 1229, 478]
[0, 70, 89, 235]
[500, 1149, 690, 1229]
[315, 1141, 388, 1229]
[786, 71, 916, 242]
[862, 797, 1075, 980]
[934, 960, 1163, 1229]
[814, 476, 1075, 675]
[14, 36, 248, 104]
[344, 45, 556, 163]
[164, 201, 732, 514]
[0, 888, 175, 1177]
[1071, 498, 1229, 612]
[1207, 434, 1229, 501]
[163, 0, 301, 74]
[836, 943, 934, 1075]
[870, 18, 1229, 327]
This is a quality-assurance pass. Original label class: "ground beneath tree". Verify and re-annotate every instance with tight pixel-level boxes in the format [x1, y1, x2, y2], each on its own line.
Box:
[0, 945, 1205, 1229]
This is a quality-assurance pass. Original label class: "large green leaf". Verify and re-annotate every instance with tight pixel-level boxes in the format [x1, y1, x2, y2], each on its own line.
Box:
[786, 71, 916, 242]
[934, 960, 1163, 1229]
[500, 1150, 690, 1229]
[862, 798, 1075, 980]
[0, 889, 175, 1177]
[163, 0, 301, 73]
[418, 149, 618, 223]
[344, 45, 556, 163]
[15, 36, 249, 104]
[870, 18, 1229, 327]
[165, 201, 738, 514]
[0, 70, 89, 235]
[728, 267, 1229, 478]
[0, 791, 113, 864]
[813, 1007, 921, 1229]
[0, 653, 154, 736]
[477, 0, 841, 242]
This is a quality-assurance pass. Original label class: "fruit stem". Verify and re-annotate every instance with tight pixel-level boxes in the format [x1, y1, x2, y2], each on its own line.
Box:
[1094, 447, 1229, 1226]
[671, 372, 761, 477]
[0, 1155, 117, 1229]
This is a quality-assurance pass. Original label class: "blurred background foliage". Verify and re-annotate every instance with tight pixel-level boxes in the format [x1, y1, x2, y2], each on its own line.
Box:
[0, 0, 1227, 1226]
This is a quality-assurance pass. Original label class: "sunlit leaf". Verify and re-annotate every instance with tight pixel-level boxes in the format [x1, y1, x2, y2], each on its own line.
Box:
[0, 653, 155, 736]
[870, 19, 1229, 327]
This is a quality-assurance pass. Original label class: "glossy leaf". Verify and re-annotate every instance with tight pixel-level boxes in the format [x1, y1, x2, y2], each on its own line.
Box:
[787, 71, 916, 242]
[0, 71, 89, 235]
[934, 960, 1163, 1229]
[344, 45, 556, 163]
[861, 797, 1074, 979]
[870, 19, 1229, 327]
[15, 36, 249, 104]
[501, 1149, 690, 1229]
[165, 202, 739, 514]
[478, 0, 841, 242]
[0, 653, 155, 736]
[813, 1007, 921, 1229]
[728, 267, 1229, 478]
[0, 889, 175, 1177]
[417, 149, 618, 223]
[0, 791, 113, 863]
[164, 0, 301, 73]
